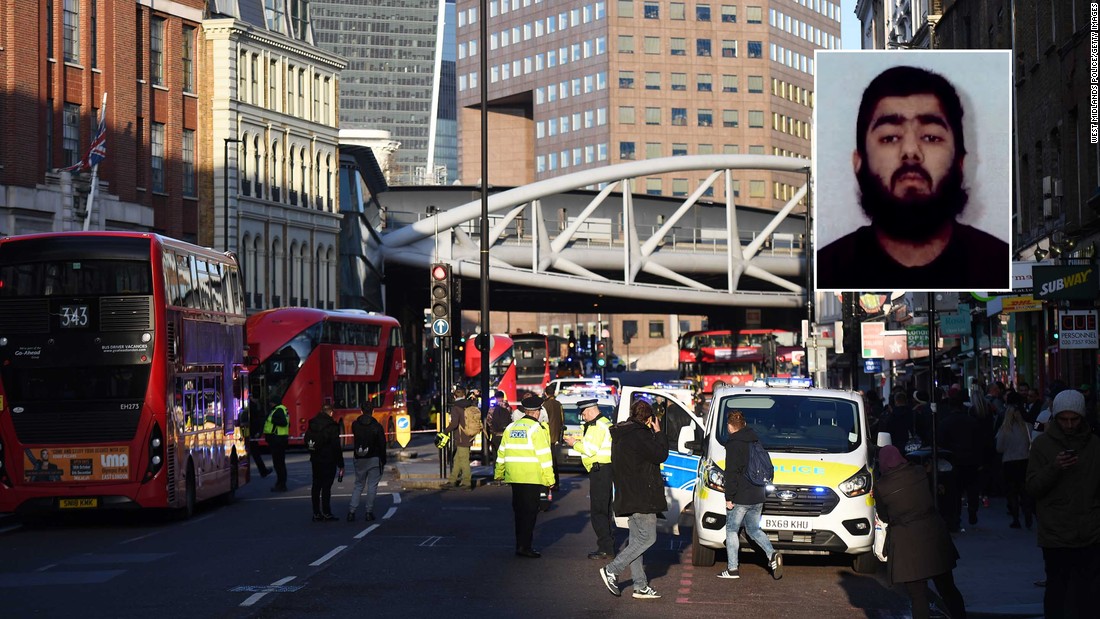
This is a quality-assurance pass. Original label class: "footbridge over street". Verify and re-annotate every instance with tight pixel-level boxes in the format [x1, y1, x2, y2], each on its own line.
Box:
[371, 155, 813, 319]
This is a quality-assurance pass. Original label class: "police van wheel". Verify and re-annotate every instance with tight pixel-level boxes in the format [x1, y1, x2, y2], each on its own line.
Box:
[852, 551, 879, 574]
[691, 526, 716, 567]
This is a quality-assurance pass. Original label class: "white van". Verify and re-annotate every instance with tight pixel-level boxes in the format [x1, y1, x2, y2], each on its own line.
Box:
[692, 384, 880, 572]
[615, 384, 880, 574]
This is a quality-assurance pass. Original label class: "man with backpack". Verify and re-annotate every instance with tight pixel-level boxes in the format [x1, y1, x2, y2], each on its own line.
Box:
[306, 404, 344, 522]
[444, 387, 479, 490]
[486, 390, 512, 465]
[718, 409, 783, 580]
[347, 403, 387, 522]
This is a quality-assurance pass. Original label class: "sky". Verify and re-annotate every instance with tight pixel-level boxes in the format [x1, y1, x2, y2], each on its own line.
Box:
[840, 0, 861, 49]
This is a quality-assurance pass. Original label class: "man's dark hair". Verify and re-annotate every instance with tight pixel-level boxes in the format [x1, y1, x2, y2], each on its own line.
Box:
[628, 399, 655, 425]
[892, 391, 908, 406]
[855, 65, 967, 162]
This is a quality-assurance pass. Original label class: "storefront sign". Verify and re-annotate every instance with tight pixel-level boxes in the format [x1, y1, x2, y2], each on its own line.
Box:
[863, 358, 883, 373]
[940, 311, 971, 335]
[883, 331, 909, 360]
[1033, 265, 1098, 300]
[1060, 310, 1098, 349]
[906, 324, 929, 349]
[861, 322, 885, 358]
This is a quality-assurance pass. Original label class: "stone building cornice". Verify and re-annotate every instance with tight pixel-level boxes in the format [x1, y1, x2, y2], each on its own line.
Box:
[203, 18, 347, 71]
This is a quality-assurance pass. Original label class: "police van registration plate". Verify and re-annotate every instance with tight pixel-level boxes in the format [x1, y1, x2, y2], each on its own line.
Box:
[762, 516, 811, 531]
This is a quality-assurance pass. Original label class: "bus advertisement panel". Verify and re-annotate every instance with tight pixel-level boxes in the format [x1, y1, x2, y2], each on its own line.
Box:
[512, 333, 550, 397]
[246, 308, 407, 447]
[0, 232, 250, 516]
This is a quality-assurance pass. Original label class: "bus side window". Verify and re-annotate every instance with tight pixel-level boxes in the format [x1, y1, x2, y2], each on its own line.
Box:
[176, 254, 193, 307]
[163, 250, 180, 305]
[194, 259, 212, 311]
[208, 262, 225, 313]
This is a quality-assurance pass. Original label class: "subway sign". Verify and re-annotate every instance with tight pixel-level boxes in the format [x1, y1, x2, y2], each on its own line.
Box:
[1033, 265, 1098, 300]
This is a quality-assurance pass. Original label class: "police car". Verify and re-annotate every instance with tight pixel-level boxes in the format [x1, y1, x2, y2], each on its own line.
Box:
[556, 386, 617, 467]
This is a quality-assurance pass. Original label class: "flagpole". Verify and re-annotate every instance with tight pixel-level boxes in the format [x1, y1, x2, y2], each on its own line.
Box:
[82, 93, 107, 232]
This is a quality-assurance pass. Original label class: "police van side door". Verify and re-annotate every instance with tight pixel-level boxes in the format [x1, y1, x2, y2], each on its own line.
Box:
[615, 387, 704, 534]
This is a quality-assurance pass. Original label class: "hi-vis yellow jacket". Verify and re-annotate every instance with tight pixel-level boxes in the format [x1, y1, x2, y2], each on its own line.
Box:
[495, 416, 555, 486]
[573, 416, 613, 472]
[263, 405, 290, 436]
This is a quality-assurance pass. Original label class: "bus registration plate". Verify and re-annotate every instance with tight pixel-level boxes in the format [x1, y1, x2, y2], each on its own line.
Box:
[762, 516, 811, 532]
[60, 498, 98, 509]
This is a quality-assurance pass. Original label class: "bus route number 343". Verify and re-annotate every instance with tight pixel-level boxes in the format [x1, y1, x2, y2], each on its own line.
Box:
[60, 305, 90, 328]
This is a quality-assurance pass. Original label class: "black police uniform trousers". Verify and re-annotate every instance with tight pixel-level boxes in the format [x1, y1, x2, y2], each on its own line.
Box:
[267, 433, 289, 489]
[511, 483, 543, 551]
[249, 437, 269, 476]
[588, 463, 615, 554]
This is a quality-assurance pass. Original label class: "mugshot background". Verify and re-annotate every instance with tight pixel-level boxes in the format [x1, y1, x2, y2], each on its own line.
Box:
[812, 50, 1013, 254]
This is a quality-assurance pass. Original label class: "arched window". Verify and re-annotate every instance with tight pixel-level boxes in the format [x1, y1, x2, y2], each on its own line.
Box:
[288, 240, 299, 305]
[315, 152, 322, 209]
[316, 245, 327, 309]
[271, 237, 285, 306]
[288, 147, 296, 204]
[241, 233, 252, 308]
[254, 136, 262, 197]
[300, 146, 308, 205]
[240, 137, 249, 193]
[325, 154, 333, 211]
[270, 140, 280, 201]
[299, 242, 310, 307]
[253, 234, 266, 309]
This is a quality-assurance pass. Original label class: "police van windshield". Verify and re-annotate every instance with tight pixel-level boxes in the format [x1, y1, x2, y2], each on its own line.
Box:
[713, 394, 861, 453]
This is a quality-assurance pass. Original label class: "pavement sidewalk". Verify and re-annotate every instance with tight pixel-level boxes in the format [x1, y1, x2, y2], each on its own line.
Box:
[392, 445, 1046, 618]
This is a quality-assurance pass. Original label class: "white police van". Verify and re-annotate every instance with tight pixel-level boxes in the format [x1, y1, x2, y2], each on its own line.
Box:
[692, 384, 881, 573]
[616, 383, 881, 573]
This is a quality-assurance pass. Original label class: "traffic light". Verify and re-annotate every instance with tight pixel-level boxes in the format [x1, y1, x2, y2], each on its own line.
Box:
[429, 263, 451, 336]
[596, 340, 607, 368]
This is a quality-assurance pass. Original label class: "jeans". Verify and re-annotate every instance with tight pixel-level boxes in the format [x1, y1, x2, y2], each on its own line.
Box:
[605, 512, 657, 591]
[310, 461, 338, 516]
[348, 457, 382, 514]
[725, 502, 775, 571]
[448, 446, 471, 487]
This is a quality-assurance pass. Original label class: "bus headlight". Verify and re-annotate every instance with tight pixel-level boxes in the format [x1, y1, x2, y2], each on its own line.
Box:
[152, 455, 161, 465]
[141, 333, 152, 343]
[703, 460, 725, 492]
[838, 466, 872, 497]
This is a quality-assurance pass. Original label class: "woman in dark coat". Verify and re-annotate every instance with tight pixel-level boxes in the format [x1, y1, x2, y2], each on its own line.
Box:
[874, 445, 967, 619]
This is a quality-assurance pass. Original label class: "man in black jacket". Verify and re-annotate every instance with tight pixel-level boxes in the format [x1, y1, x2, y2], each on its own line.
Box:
[347, 403, 387, 521]
[308, 404, 345, 522]
[937, 387, 981, 530]
[719, 410, 783, 580]
[598, 399, 667, 600]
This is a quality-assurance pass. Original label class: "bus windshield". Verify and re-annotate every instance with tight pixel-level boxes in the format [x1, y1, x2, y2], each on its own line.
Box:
[252, 323, 321, 406]
[713, 394, 861, 453]
[0, 259, 152, 297]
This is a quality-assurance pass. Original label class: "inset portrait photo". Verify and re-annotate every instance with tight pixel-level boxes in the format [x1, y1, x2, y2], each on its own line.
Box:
[813, 50, 1013, 292]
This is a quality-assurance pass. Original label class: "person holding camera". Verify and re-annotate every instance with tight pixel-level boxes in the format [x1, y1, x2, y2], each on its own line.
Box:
[1026, 389, 1100, 618]
[598, 399, 667, 600]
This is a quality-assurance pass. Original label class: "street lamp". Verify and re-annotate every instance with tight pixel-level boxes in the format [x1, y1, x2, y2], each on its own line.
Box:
[223, 137, 241, 252]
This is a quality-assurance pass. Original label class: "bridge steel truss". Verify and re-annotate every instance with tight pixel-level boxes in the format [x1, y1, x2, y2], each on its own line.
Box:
[382, 155, 811, 309]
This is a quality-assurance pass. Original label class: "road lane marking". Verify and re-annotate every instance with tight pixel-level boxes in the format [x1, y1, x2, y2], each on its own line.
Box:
[418, 536, 443, 547]
[120, 532, 159, 545]
[309, 545, 347, 567]
[392, 492, 401, 504]
[0, 524, 22, 535]
[354, 524, 381, 539]
[271, 576, 296, 586]
[383, 507, 397, 520]
[36, 564, 57, 572]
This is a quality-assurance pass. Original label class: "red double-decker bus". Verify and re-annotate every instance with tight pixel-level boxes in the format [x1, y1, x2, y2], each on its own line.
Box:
[0, 232, 250, 516]
[678, 328, 800, 394]
[246, 308, 407, 446]
[464, 333, 517, 405]
[512, 333, 551, 397]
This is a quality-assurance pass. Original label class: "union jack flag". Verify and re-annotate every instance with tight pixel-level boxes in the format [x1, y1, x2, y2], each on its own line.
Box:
[62, 110, 107, 172]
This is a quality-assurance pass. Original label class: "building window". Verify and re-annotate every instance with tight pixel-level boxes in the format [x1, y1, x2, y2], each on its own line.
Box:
[151, 122, 165, 193]
[723, 109, 739, 127]
[313, 73, 321, 119]
[47, 0, 54, 58]
[287, 66, 295, 114]
[644, 1, 659, 18]
[673, 178, 689, 196]
[649, 320, 665, 338]
[671, 72, 687, 91]
[722, 74, 738, 92]
[749, 145, 765, 154]
[63, 103, 80, 167]
[698, 143, 714, 154]
[696, 4, 711, 21]
[671, 107, 687, 126]
[722, 39, 737, 57]
[618, 0, 634, 17]
[618, 35, 634, 53]
[182, 26, 195, 92]
[323, 77, 331, 121]
[63, 0, 79, 63]
[748, 110, 764, 128]
[670, 2, 685, 19]
[670, 37, 686, 56]
[749, 180, 765, 198]
[618, 71, 634, 88]
[298, 70, 305, 116]
[644, 71, 660, 89]
[724, 144, 741, 155]
[697, 38, 712, 56]
[644, 36, 660, 54]
[150, 17, 165, 86]
[748, 75, 764, 93]
[672, 143, 688, 156]
[620, 141, 636, 160]
[646, 179, 662, 195]
[698, 109, 713, 126]
[265, 0, 285, 30]
[252, 54, 260, 103]
[747, 5, 763, 23]
[645, 142, 661, 159]
[697, 73, 713, 92]
[90, 0, 98, 66]
[748, 40, 763, 58]
[721, 4, 737, 22]
[645, 107, 660, 125]
[182, 129, 196, 197]
[619, 106, 635, 124]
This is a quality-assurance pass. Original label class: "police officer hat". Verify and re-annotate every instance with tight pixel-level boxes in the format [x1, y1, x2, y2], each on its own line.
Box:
[575, 398, 598, 410]
[521, 395, 543, 410]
